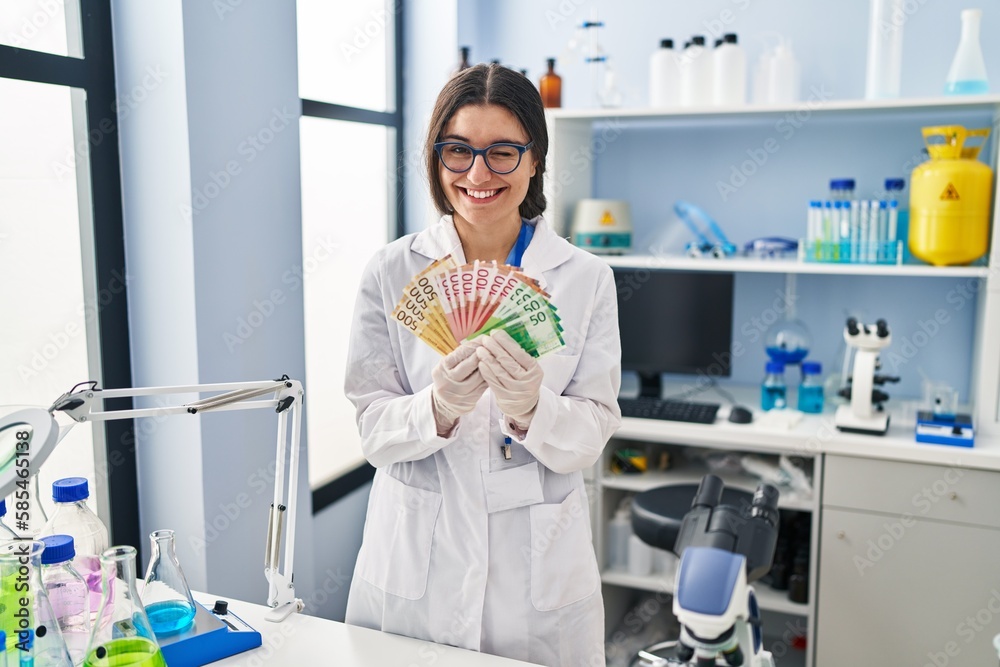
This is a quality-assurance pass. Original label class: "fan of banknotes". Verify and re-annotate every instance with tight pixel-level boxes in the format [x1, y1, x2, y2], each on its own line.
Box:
[392, 256, 565, 357]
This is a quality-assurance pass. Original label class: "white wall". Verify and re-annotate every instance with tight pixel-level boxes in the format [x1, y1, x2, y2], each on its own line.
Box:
[111, 0, 315, 604]
[458, 0, 1000, 108]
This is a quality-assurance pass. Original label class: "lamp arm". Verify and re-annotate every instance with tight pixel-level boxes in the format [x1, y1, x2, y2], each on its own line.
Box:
[51, 376, 305, 622]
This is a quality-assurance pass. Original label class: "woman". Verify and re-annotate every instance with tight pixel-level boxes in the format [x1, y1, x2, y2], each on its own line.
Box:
[344, 63, 621, 667]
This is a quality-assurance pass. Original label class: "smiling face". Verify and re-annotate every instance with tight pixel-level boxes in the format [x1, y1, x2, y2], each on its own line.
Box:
[438, 103, 537, 236]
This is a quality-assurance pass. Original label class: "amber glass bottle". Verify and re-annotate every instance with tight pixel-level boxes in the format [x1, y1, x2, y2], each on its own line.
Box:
[457, 46, 471, 72]
[539, 58, 562, 108]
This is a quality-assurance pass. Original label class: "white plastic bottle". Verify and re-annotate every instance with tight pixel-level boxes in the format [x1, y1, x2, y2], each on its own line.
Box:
[945, 9, 989, 95]
[680, 36, 711, 106]
[768, 38, 801, 103]
[865, 0, 905, 99]
[607, 506, 631, 570]
[649, 39, 680, 107]
[627, 534, 653, 576]
[41, 478, 110, 624]
[712, 33, 747, 106]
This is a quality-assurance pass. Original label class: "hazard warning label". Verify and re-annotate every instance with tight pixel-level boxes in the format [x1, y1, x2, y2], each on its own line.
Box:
[599, 210, 616, 225]
[940, 183, 960, 200]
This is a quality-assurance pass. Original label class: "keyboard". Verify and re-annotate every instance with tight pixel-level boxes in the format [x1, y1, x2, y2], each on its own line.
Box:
[618, 397, 721, 424]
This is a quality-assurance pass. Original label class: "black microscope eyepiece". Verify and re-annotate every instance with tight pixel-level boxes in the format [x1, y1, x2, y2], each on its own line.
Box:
[846, 317, 859, 336]
[749, 483, 780, 528]
[692, 474, 724, 509]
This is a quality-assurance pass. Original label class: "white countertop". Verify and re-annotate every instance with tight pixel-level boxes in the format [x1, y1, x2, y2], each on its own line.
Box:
[190, 592, 543, 667]
[614, 404, 1000, 472]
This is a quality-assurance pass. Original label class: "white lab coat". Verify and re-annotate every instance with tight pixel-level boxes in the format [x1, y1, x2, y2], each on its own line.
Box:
[343, 215, 622, 667]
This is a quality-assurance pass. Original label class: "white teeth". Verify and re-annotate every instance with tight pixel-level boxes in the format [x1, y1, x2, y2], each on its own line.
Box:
[466, 189, 497, 199]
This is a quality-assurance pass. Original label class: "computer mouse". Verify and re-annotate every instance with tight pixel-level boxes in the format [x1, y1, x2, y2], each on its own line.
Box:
[728, 405, 753, 424]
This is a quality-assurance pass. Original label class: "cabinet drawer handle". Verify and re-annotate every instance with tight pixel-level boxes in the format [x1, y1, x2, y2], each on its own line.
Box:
[837, 531, 845, 539]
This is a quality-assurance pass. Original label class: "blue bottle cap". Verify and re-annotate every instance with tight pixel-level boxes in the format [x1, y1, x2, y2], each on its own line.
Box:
[809, 200, 821, 207]
[830, 178, 855, 191]
[833, 201, 843, 209]
[0, 498, 5, 517]
[802, 361, 822, 374]
[823, 200, 832, 207]
[765, 361, 785, 374]
[885, 178, 905, 191]
[879, 200, 888, 208]
[40, 535, 76, 564]
[53, 477, 90, 503]
[889, 200, 898, 208]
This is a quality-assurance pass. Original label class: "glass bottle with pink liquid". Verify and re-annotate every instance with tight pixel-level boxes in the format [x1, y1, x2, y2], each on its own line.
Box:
[41, 478, 111, 627]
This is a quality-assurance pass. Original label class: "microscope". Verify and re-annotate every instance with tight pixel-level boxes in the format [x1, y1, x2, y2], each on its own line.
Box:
[634, 475, 780, 667]
[834, 317, 900, 435]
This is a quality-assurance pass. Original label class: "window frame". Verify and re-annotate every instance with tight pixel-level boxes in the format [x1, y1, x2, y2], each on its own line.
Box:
[301, 2, 404, 513]
[0, 1, 139, 550]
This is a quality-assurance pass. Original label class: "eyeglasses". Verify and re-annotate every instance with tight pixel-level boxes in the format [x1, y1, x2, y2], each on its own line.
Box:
[433, 141, 534, 175]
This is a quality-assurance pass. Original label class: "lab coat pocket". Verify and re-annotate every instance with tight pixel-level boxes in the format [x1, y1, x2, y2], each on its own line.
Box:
[357, 473, 442, 600]
[528, 487, 599, 611]
[539, 352, 581, 394]
[480, 460, 544, 513]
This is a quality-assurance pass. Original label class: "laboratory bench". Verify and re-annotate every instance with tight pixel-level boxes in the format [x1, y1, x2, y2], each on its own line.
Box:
[188, 591, 543, 666]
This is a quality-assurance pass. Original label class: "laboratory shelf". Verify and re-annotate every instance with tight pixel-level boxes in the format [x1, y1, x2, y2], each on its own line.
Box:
[546, 94, 1000, 123]
[600, 569, 810, 617]
[601, 468, 814, 512]
[601, 253, 991, 278]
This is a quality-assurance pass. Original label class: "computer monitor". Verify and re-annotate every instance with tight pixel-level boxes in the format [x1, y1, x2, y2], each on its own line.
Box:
[613, 268, 735, 398]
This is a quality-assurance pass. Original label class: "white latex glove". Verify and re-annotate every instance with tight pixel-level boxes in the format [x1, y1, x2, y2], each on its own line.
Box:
[431, 342, 488, 436]
[475, 330, 543, 429]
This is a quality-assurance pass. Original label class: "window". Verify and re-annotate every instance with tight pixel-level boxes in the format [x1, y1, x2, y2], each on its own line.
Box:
[297, 1, 403, 501]
[0, 1, 137, 544]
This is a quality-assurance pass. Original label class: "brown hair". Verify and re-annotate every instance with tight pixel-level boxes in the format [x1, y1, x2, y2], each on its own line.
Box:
[424, 63, 548, 219]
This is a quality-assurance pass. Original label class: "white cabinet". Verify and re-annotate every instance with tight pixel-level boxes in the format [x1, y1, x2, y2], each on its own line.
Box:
[817, 455, 1000, 666]
[593, 430, 819, 667]
[548, 96, 1000, 666]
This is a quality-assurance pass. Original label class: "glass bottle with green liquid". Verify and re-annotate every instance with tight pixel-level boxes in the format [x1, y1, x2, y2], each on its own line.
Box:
[83, 547, 164, 667]
[0, 540, 74, 666]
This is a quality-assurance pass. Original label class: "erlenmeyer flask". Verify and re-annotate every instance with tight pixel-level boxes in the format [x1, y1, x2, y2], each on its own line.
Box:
[83, 546, 164, 667]
[141, 530, 196, 637]
[0, 540, 73, 666]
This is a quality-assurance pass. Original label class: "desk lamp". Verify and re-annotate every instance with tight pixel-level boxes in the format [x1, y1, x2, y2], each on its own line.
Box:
[0, 376, 305, 624]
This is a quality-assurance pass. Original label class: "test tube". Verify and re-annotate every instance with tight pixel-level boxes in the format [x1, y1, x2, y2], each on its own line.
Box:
[858, 200, 870, 264]
[823, 201, 833, 260]
[849, 199, 861, 263]
[870, 200, 883, 262]
[832, 201, 844, 261]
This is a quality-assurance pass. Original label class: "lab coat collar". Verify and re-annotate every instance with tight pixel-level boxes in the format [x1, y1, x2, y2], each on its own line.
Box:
[410, 215, 574, 279]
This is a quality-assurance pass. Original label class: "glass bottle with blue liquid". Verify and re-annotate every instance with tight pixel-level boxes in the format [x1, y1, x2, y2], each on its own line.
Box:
[761, 362, 788, 411]
[797, 361, 825, 414]
[944, 9, 989, 95]
[141, 530, 197, 638]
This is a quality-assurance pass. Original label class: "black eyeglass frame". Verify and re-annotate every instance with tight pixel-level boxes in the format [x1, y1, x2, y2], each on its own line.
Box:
[433, 141, 535, 175]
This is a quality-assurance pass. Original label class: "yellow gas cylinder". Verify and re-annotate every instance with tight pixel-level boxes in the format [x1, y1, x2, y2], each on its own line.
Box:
[909, 125, 993, 266]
